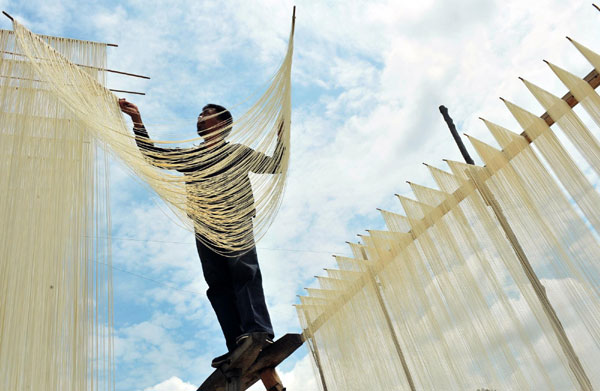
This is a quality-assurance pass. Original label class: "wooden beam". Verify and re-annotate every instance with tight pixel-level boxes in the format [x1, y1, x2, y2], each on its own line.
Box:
[526, 66, 600, 127]
[259, 368, 284, 391]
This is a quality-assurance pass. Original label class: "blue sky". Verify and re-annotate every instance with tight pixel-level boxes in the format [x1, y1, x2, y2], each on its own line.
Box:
[3, 1, 600, 390]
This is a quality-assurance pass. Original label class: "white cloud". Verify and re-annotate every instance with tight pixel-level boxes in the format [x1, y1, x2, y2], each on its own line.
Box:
[144, 376, 196, 391]
[247, 353, 319, 391]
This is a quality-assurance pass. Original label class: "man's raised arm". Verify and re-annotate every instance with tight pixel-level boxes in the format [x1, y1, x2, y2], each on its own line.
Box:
[250, 119, 286, 175]
[119, 98, 181, 168]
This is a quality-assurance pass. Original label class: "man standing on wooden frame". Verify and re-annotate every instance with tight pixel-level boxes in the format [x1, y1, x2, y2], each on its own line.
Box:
[119, 99, 282, 368]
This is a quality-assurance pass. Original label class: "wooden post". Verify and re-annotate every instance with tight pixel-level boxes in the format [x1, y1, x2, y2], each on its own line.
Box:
[359, 247, 417, 391]
[260, 368, 285, 391]
[303, 312, 329, 391]
[439, 105, 475, 165]
[225, 369, 242, 391]
[467, 167, 593, 391]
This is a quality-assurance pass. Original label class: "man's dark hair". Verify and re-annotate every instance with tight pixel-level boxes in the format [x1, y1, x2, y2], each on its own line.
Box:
[202, 103, 233, 127]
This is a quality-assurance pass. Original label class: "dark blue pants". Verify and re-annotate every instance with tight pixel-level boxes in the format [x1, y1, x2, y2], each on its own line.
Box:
[196, 238, 274, 352]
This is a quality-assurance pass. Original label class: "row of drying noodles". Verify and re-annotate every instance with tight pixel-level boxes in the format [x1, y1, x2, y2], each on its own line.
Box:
[0, 13, 294, 391]
[0, 29, 114, 390]
[10, 17, 293, 256]
[297, 38, 600, 390]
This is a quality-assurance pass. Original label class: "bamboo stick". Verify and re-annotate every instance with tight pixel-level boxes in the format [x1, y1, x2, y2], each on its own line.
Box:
[1, 50, 149, 79]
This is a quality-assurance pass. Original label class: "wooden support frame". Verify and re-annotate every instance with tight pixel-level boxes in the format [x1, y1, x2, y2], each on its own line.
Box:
[198, 333, 303, 391]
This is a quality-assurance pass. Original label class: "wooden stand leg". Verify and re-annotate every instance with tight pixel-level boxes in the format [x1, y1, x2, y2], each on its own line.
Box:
[225, 369, 242, 391]
[260, 368, 285, 391]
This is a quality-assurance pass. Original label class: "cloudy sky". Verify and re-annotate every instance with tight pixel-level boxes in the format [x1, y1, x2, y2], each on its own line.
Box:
[3, 0, 600, 390]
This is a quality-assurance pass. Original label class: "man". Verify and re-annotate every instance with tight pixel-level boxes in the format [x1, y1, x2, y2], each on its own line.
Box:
[119, 98, 284, 367]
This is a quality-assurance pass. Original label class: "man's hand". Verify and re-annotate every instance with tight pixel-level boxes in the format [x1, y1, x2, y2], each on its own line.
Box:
[119, 98, 143, 126]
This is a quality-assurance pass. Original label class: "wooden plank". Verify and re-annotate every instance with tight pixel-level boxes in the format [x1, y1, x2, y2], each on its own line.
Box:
[241, 333, 304, 390]
[198, 333, 304, 391]
[199, 333, 268, 391]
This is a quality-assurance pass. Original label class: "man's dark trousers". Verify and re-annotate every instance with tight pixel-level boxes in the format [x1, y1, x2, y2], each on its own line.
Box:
[196, 238, 274, 352]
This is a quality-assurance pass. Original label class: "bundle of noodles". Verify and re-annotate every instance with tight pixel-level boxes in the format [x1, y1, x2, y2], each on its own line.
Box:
[11, 13, 294, 255]
[297, 35, 600, 391]
[0, 28, 113, 390]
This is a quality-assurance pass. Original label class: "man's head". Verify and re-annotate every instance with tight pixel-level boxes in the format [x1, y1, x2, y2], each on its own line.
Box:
[197, 104, 232, 141]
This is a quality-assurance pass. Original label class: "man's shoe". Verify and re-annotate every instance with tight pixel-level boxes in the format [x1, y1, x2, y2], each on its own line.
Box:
[235, 332, 274, 346]
[210, 351, 232, 368]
